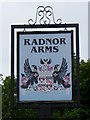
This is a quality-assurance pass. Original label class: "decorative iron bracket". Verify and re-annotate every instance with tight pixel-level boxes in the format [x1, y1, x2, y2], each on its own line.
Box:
[28, 6, 62, 25]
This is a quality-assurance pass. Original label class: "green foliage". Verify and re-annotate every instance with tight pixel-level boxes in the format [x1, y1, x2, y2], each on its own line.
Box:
[1, 58, 90, 119]
[2, 77, 39, 119]
[52, 59, 90, 120]
[52, 107, 90, 120]
[79, 59, 90, 106]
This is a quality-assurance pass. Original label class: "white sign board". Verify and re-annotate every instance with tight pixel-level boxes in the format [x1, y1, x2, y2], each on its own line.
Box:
[17, 31, 73, 102]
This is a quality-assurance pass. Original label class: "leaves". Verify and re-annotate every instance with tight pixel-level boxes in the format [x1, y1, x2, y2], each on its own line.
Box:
[2, 76, 39, 119]
[52, 107, 90, 120]
[52, 58, 90, 120]
[1, 58, 90, 119]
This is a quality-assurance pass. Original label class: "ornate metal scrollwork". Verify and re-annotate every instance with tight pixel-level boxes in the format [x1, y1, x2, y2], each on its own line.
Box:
[28, 6, 62, 25]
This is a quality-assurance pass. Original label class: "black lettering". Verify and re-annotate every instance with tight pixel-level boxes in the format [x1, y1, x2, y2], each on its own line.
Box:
[24, 39, 30, 45]
[31, 39, 38, 45]
[31, 47, 37, 53]
[53, 38, 59, 45]
[53, 46, 59, 53]
[45, 46, 52, 53]
[60, 38, 66, 44]
[46, 38, 52, 45]
[39, 39, 45, 45]
[38, 46, 44, 53]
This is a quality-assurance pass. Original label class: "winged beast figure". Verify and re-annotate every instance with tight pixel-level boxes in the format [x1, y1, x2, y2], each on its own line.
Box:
[21, 58, 39, 89]
[52, 58, 70, 88]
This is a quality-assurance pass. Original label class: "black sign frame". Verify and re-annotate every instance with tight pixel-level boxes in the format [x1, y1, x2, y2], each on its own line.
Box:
[11, 24, 80, 109]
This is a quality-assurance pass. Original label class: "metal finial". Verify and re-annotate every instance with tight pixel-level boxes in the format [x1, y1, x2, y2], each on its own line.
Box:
[28, 6, 62, 25]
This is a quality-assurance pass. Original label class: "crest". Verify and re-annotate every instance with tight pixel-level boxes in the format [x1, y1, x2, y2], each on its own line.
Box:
[21, 58, 70, 92]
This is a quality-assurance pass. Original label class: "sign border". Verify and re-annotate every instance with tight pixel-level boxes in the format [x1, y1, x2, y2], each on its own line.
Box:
[11, 24, 80, 108]
[17, 30, 74, 104]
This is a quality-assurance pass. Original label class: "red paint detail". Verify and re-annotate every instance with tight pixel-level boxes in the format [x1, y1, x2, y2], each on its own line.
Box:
[46, 79, 53, 85]
[39, 86, 46, 92]
[21, 77, 27, 86]
[39, 66, 42, 71]
[64, 75, 70, 85]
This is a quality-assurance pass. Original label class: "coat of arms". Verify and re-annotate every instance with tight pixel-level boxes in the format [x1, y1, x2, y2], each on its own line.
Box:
[21, 58, 70, 92]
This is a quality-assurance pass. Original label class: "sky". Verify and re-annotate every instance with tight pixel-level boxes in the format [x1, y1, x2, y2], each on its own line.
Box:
[0, 1, 89, 78]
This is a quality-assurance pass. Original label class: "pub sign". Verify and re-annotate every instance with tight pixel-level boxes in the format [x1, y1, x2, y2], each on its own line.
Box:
[17, 30, 73, 102]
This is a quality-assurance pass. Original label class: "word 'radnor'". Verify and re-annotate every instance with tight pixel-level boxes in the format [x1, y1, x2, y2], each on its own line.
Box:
[24, 38, 66, 53]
